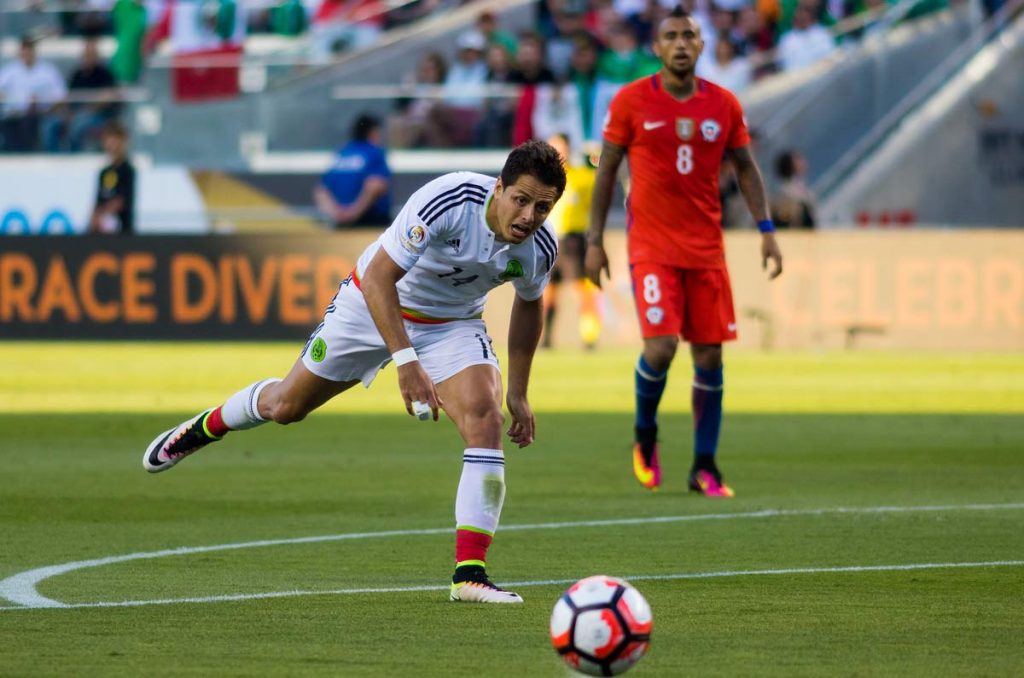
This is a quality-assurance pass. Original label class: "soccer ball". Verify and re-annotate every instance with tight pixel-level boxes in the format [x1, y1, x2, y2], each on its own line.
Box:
[550, 575, 653, 676]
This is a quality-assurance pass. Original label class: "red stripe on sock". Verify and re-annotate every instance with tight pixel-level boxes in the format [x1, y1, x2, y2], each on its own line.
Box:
[206, 406, 231, 437]
[455, 529, 492, 564]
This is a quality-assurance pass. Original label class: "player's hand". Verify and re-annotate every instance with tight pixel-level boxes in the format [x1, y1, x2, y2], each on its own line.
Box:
[334, 206, 358, 224]
[313, 185, 337, 218]
[761, 233, 783, 279]
[505, 393, 535, 448]
[584, 242, 610, 289]
[396, 361, 443, 421]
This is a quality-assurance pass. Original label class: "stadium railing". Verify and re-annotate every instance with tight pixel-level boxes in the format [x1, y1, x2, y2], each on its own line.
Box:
[745, 2, 976, 192]
[814, 0, 1024, 200]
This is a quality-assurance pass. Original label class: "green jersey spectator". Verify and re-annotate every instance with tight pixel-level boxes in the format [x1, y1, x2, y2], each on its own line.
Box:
[596, 22, 659, 83]
[112, 0, 146, 84]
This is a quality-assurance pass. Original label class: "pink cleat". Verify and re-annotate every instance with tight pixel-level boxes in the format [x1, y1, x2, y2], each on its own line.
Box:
[632, 443, 661, 491]
[689, 469, 735, 498]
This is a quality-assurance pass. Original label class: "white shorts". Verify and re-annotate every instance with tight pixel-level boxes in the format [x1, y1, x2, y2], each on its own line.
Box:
[300, 278, 499, 387]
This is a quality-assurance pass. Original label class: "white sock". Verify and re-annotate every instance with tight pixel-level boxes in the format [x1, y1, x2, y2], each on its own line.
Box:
[455, 448, 506, 534]
[220, 378, 280, 430]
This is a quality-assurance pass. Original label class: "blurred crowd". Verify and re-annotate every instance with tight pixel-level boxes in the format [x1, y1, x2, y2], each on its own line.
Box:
[1, 0, 952, 153]
[0, 35, 124, 151]
[387, 0, 859, 152]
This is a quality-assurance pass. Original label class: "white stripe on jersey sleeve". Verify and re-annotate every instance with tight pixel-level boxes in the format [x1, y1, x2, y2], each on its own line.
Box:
[380, 173, 491, 271]
[513, 220, 559, 301]
[379, 177, 449, 271]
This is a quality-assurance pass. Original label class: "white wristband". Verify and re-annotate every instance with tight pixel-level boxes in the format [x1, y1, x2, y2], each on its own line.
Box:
[392, 347, 418, 366]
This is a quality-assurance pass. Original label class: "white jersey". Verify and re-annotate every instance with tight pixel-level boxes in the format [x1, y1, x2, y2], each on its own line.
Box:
[354, 172, 558, 321]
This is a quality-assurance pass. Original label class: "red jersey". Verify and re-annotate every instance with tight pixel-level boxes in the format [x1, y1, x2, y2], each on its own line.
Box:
[603, 74, 750, 269]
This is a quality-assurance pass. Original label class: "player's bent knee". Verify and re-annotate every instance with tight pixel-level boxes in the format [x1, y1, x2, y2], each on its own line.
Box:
[645, 336, 678, 368]
[479, 407, 506, 433]
[692, 344, 723, 370]
[462, 406, 505, 439]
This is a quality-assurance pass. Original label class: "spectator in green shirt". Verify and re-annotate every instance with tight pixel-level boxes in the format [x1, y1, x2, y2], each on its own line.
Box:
[592, 22, 658, 149]
[476, 11, 518, 57]
[112, 0, 147, 84]
[596, 22, 660, 83]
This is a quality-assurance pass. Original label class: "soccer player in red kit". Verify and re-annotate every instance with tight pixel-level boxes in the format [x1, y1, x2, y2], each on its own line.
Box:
[585, 6, 783, 497]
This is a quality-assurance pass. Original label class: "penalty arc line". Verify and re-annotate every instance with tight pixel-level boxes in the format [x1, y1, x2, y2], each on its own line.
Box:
[0, 561, 1022, 611]
[1, 501, 1023, 610]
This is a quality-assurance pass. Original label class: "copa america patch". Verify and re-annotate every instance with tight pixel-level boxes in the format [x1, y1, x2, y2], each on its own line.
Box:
[646, 306, 664, 325]
[700, 119, 721, 142]
[401, 224, 427, 252]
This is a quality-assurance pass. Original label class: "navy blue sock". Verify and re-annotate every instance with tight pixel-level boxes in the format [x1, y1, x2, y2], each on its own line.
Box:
[635, 355, 668, 431]
[692, 365, 724, 462]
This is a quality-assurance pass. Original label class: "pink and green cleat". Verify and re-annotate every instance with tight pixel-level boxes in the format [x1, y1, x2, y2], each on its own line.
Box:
[449, 566, 523, 604]
[632, 442, 661, 491]
[689, 468, 735, 498]
[143, 410, 221, 473]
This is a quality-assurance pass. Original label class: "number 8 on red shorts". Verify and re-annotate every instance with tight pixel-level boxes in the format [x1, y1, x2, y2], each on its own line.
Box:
[629, 263, 738, 344]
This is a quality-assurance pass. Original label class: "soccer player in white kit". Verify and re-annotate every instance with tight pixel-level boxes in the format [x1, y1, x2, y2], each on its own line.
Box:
[142, 141, 566, 604]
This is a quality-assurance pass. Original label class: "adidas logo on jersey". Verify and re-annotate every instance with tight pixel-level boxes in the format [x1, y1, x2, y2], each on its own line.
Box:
[445, 238, 462, 252]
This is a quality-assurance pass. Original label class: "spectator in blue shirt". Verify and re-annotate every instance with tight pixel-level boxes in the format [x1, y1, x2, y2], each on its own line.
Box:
[314, 114, 392, 227]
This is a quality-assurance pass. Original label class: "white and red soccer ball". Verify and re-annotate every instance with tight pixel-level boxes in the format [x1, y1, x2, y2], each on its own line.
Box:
[550, 575, 653, 676]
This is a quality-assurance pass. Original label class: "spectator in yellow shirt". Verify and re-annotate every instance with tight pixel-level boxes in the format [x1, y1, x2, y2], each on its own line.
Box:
[542, 133, 603, 350]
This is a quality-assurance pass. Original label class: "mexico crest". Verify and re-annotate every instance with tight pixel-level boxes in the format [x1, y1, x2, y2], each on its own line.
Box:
[500, 259, 524, 280]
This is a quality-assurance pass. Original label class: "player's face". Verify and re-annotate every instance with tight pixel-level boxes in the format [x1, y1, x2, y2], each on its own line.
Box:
[103, 133, 126, 158]
[491, 175, 560, 243]
[653, 17, 704, 77]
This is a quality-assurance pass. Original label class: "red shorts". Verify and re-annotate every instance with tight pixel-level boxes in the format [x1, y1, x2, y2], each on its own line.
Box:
[630, 263, 737, 343]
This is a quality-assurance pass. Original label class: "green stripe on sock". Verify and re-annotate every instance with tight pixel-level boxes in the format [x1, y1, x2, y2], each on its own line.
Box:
[455, 559, 486, 569]
[200, 411, 223, 440]
[456, 525, 494, 537]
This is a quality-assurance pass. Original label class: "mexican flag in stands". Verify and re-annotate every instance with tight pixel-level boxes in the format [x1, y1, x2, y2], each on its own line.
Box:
[149, 0, 247, 102]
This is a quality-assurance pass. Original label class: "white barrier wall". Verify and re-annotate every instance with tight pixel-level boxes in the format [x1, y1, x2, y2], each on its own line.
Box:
[489, 231, 1024, 352]
[0, 157, 208, 235]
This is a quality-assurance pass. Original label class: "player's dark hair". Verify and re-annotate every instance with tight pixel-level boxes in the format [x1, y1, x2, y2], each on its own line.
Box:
[500, 140, 566, 197]
[102, 120, 129, 140]
[776, 151, 797, 179]
[657, 6, 695, 38]
[422, 51, 447, 82]
[352, 114, 380, 142]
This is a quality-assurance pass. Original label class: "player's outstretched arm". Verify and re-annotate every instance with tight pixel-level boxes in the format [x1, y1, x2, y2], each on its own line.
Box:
[585, 141, 627, 289]
[361, 248, 443, 420]
[727, 144, 784, 279]
[505, 294, 543, 448]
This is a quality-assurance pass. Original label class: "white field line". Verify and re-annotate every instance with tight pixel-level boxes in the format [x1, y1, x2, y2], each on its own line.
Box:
[1, 561, 1023, 611]
[1, 502, 1022, 610]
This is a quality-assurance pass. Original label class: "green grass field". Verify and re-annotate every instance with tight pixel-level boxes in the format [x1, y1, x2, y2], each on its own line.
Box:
[1, 344, 1022, 676]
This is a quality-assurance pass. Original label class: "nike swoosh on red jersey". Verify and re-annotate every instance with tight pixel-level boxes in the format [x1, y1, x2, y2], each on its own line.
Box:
[642, 121, 666, 130]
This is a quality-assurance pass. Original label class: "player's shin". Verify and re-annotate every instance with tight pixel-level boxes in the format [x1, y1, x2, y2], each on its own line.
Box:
[690, 365, 734, 495]
[449, 448, 522, 602]
[692, 365, 723, 463]
[142, 377, 279, 473]
[577, 280, 602, 348]
[453, 448, 506, 575]
[219, 378, 282, 432]
[634, 356, 667, 456]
